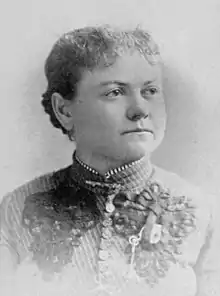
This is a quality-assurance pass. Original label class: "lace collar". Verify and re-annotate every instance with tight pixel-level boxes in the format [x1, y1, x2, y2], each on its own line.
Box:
[70, 151, 154, 194]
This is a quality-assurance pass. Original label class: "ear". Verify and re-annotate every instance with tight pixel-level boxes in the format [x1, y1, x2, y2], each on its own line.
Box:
[51, 92, 74, 131]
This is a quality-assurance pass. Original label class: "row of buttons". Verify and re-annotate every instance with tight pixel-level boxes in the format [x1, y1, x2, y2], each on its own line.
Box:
[98, 193, 116, 277]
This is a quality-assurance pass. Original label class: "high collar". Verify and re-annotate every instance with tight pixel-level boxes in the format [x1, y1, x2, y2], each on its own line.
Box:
[70, 151, 154, 194]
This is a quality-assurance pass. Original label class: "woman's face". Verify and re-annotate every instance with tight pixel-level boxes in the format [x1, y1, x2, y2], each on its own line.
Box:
[67, 52, 166, 163]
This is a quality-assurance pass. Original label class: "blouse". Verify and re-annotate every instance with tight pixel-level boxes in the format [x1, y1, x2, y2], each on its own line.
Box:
[0, 153, 220, 296]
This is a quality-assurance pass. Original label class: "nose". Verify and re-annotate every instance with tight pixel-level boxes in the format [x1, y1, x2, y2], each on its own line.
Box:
[126, 92, 149, 122]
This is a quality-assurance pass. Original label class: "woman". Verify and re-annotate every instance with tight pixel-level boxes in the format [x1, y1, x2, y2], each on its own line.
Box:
[0, 25, 219, 296]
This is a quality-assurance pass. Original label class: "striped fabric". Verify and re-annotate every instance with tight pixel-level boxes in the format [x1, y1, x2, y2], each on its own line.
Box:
[0, 154, 220, 296]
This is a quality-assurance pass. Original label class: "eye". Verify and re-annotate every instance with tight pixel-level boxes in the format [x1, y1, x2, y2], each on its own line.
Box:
[104, 88, 125, 98]
[142, 86, 160, 97]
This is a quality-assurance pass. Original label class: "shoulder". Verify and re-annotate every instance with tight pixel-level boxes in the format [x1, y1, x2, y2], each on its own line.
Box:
[0, 166, 71, 242]
[153, 165, 214, 226]
[154, 166, 201, 196]
[1, 166, 71, 209]
[154, 165, 209, 200]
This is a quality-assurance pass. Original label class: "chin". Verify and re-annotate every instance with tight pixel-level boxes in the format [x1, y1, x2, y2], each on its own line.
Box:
[125, 138, 164, 161]
[120, 145, 151, 163]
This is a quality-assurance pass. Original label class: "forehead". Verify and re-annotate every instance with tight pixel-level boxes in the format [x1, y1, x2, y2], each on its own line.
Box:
[79, 52, 162, 90]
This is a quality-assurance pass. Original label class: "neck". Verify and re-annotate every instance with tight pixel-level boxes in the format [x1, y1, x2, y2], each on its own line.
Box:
[75, 149, 150, 176]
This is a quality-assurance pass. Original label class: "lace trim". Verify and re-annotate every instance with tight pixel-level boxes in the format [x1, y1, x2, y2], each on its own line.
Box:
[22, 178, 196, 291]
[22, 184, 101, 274]
[94, 181, 196, 294]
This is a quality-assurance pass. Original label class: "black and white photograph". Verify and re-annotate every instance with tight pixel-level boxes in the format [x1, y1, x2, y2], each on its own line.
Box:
[0, 0, 220, 295]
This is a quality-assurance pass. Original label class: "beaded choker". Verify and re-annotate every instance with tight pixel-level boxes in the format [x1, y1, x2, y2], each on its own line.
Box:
[72, 151, 153, 194]
[74, 152, 145, 179]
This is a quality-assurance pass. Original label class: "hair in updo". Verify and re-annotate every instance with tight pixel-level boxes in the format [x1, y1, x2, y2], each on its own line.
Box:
[41, 25, 160, 140]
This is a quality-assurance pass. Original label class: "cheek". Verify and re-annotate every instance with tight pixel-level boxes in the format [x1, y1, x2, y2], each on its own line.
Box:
[150, 99, 167, 129]
[75, 105, 120, 137]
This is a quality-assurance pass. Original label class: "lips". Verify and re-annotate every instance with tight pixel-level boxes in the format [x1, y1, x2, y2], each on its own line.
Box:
[122, 128, 152, 135]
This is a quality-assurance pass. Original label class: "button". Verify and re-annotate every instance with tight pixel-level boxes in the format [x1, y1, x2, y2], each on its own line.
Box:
[105, 203, 115, 213]
[98, 261, 109, 273]
[99, 250, 109, 260]
[102, 218, 113, 227]
[102, 228, 112, 239]
[32, 225, 41, 233]
[100, 239, 111, 250]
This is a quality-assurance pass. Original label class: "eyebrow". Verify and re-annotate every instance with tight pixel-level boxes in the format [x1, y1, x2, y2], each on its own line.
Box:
[99, 79, 157, 87]
[99, 80, 127, 87]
